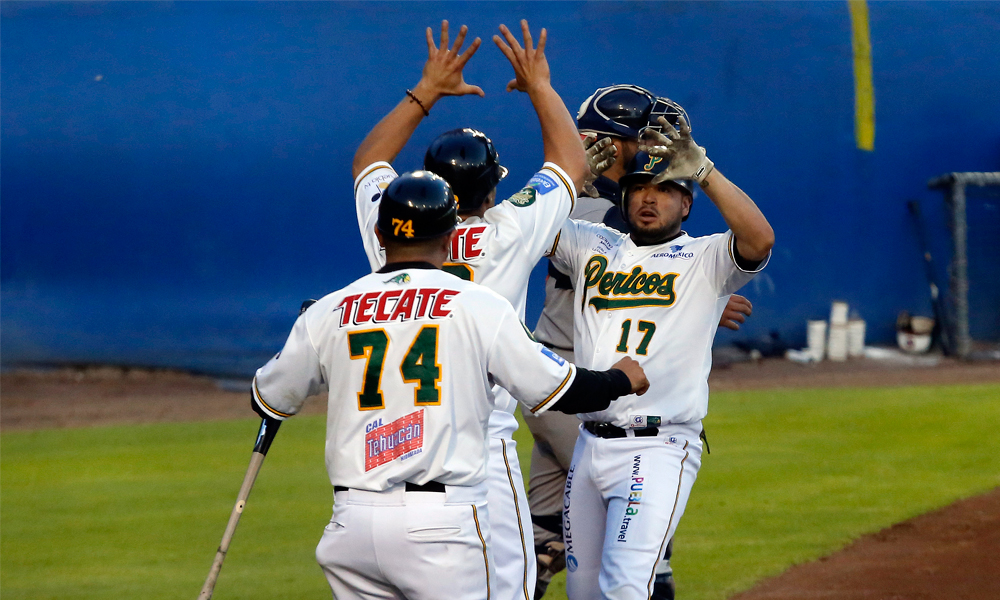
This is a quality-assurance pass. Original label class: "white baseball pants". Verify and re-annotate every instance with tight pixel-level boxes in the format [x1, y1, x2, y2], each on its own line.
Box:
[563, 423, 703, 600]
[316, 481, 493, 600]
[487, 436, 536, 600]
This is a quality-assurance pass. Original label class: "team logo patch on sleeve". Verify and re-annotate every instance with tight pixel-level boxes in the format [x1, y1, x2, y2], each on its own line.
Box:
[365, 410, 424, 471]
[508, 187, 537, 207]
[541, 346, 566, 366]
[527, 172, 558, 194]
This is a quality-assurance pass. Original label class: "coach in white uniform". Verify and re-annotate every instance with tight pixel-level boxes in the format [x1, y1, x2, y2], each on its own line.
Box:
[552, 115, 774, 600]
[351, 20, 587, 600]
[253, 170, 647, 600]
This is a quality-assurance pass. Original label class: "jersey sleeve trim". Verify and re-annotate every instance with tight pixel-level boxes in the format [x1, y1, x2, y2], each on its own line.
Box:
[727, 232, 771, 273]
[541, 163, 576, 214]
[353, 161, 394, 195]
[529, 364, 576, 414]
[252, 377, 294, 420]
[545, 230, 562, 258]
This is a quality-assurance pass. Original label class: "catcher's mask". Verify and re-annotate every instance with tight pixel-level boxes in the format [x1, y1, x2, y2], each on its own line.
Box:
[618, 152, 695, 224]
[424, 128, 508, 213]
[377, 171, 460, 242]
[642, 96, 691, 136]
[577, 85, 691, 141]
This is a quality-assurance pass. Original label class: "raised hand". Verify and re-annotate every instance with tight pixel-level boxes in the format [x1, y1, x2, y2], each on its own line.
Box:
[638, 116, 715, 184]
[493, 20, 550, 93]
[581, 134, 617, 198]
[419, 20, 484, 98]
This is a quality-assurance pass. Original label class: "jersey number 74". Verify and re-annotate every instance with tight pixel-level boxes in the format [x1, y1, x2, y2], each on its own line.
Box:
[348, 325, 442, 410]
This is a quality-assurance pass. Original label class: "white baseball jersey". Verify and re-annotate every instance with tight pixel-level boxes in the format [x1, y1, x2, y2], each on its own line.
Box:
[252, 266, 577, 491]
[354, 161, 576, 438]
[533, 194, 615, 352]
[551, 222, 769, 427]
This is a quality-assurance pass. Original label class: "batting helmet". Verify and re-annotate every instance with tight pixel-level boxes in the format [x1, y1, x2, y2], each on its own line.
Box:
[618, 152, 695, 223]
[424, 128, 508, 213]
[576, 85, 657, 139]
[377, 171, 459, 242]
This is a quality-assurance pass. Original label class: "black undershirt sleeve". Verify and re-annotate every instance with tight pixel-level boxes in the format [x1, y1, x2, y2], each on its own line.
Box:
[549, 367, 632, 414]
[732, 236, 765, 271]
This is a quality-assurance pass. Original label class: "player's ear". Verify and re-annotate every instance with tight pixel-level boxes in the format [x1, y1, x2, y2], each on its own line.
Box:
[681, 193, 692, 219]
[375, 226, 386, 249]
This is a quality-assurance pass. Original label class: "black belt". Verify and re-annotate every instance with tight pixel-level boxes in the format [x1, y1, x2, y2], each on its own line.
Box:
[583, 421, 658, 439]
[334, 481, 446, 493]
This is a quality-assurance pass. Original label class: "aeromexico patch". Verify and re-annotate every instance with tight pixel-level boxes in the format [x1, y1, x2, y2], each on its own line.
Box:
[541, 346, 566, 366]
[509, 187, 537, 207]
[527, 172, 558, 194]
[651, 244, 694, 260]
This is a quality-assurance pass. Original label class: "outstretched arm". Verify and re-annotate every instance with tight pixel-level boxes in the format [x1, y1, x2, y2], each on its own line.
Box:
[352, 21, 483, 179]
[493, 20, 587, 193]
[699, 169, 774, 262]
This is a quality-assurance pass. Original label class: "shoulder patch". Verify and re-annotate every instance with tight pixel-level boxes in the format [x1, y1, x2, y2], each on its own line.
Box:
[508, 187, 537, 207]
[541, 346, 566, 366]
[527, 172, 559, 195]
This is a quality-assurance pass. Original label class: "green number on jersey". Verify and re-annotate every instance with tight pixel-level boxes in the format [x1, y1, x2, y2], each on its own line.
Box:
[614, 319, 656, 356]
[636, 321, 656, 355]
[442, 262, 474, 281]
[616, 319, 632, 353]
[348, 330, 389, 410]
[401, 325, 442, 405]
[348, 326, 442, 410]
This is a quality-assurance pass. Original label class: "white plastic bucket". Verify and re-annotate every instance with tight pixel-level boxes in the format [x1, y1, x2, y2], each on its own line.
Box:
[830, 301, 849, 326]
[807, 320, 827, 361]
[828, 324, 848, 361]
[847, 319, 866, 357]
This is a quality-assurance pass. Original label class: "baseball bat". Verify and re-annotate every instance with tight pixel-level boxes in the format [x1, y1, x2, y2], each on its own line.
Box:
[906, 200, 953, 355]
[197, 417, 281, 600]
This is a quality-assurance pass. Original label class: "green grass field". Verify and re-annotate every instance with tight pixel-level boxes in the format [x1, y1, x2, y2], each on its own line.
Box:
[3, 383, 998, 599]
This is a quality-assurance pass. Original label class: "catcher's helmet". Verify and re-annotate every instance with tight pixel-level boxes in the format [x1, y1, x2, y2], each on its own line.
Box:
[424, 128, 508, 213]
[644, 96, 692, 135]
[618, 152, 695, 223]
[377, 171, 459, 242]
[577, 85, 655, 139]
[577, 85, 691, 140]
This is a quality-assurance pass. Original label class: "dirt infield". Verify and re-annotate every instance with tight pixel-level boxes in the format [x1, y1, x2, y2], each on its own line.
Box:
[2, 357, 999, 599]
[731, 488, 1000, 600]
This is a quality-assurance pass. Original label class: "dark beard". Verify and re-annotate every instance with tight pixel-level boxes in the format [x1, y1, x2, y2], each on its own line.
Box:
[629, 217, 684, 246]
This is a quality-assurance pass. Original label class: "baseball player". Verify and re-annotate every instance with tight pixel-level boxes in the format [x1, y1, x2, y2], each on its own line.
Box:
[351, 21, 587, 600]
[527, 85, 753, 600]
[251, 170, 649, 600]
[550, 113, 774, 600]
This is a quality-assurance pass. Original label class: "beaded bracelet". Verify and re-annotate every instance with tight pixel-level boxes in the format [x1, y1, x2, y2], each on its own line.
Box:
[405, 89, 430, 117]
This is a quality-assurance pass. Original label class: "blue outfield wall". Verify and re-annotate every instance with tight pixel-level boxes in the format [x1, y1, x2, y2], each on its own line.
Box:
[2, 2, 999, 376]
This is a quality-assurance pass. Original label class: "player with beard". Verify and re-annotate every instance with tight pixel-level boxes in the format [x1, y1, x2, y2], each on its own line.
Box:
[527, 87, 753, 599]
[548, 114, 773, 600]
